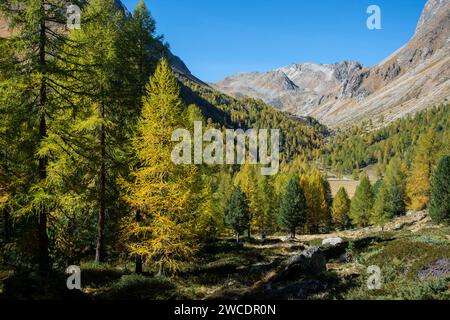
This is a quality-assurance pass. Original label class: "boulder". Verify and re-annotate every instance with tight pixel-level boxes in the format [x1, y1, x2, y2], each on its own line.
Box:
[279, 247, 326, 280]
[322, 237, 344, 246]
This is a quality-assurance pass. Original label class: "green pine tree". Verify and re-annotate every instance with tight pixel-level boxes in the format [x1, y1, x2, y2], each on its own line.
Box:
[349, 176, 374, 227]
[429, 156, 450, 224]
[278, 175, 307, 238]
[224, 187, 250, 243]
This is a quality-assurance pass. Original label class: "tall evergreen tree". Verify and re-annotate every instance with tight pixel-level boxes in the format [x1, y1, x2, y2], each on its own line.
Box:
[349, 176, 374, 227]
[301, 172, 329, 233]
[120, 0, 165, 113]
[429, 156, 450, 224]
[234, 162, 258, 237]
[120, 58, 198, 275]
[0, 0, 86, 275]
[372, 158, 407, 227]
[45, 0, 128, 263]
[224, 187, 250, 243]
[278, 175, 307, 238]
[407, 130, 441, 210]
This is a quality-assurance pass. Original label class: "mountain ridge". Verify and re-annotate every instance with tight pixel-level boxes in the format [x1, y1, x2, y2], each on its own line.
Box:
[214, 0, 450, 128]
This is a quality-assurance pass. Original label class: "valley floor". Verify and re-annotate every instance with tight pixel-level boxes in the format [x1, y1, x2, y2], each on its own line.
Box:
[1, 212, 449, 300]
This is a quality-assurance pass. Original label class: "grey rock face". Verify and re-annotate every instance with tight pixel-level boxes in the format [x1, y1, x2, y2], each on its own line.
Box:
[280, 247, 327, 279]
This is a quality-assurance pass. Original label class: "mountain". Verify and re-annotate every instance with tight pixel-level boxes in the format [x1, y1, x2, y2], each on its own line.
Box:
[215, 61, 364, 117]
[214, 0, 450, 128]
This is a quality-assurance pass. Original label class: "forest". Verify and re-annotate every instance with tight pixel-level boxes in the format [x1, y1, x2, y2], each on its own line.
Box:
[0, 0, 449, 301]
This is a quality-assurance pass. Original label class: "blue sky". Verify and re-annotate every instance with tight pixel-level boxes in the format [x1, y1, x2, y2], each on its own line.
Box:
[122, 0, 427, 82]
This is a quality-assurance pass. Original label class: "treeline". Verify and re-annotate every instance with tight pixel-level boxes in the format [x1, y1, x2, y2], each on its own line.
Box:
[321, 104, 450, 175]
[347, 154, 449, 228]
[223, 159, 334, 242]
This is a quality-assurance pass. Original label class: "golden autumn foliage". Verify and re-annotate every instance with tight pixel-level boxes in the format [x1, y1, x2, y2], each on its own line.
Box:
[120, 59, 198, 275]
[406, 130, 441, 210]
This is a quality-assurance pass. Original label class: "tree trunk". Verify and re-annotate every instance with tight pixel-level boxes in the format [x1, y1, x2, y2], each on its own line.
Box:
[95, 104, 106, 263]
[157, 262, 164, 277]
[3, 208, 10, 243]
[236, 233, 240, 243]
[135, 210, 143, 274]
[38, 17, 49, 277]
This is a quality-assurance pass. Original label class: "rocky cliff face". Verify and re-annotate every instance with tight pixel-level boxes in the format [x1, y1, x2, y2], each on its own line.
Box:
[214, 0, 450, 128]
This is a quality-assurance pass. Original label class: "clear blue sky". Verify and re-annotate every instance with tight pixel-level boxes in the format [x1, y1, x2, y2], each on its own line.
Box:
[122, 0, 427, 82]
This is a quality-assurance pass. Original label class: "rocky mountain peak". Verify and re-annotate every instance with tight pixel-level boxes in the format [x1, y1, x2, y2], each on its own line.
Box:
[415, 0, 449, 35]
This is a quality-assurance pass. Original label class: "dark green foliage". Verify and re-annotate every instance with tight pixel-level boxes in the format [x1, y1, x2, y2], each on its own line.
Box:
[349, 176, 374, 227]
[224, 187, 250, 242]
[430, 156, 450, 224]
[278, 175, 307, 237]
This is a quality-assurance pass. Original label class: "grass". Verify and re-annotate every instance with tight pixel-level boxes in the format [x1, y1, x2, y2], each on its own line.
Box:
[343, 229, 450, 300]
[1, 216, 448, 300]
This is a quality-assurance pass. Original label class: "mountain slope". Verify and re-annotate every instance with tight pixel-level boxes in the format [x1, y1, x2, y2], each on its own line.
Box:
[214, 0, 450, 128]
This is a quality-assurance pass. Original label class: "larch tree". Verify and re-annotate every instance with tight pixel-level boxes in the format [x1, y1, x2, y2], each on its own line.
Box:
[234, 162, 258, 237]
[372, 158, 407, 227]
[332, 187, 351, 230]
[46, 0, 128, 263]
[301, 172, 329, 233]
[121, 58, 198, 275]
[407, 130, 441, 210]
[0, 0, 86, 276]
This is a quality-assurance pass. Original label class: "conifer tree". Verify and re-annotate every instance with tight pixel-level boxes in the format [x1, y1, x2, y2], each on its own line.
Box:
[0, 0, 85, 275]
[332, 187, 351, 230]
[278, 175, 307, 238]
[224, 187, 250, 243]
[407, 130, 441, 210]
[301, 172, 329, 233]
[120, 0, 165, 113]
[349, 176, 374, 227]
[121, 58, 198, 275]
[429, 156, 450, 224]
[372, 158, 407, 227]
[234, 163, 258, 237]
[255, 175, 276, 238]
[42, 0, 128, 263]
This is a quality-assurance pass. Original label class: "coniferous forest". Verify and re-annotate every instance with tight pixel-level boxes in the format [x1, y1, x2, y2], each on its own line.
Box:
[0, 0, 449, 304]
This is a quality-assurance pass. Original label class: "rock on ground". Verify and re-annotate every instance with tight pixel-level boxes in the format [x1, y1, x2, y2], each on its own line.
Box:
[322, 237, 344, 246]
